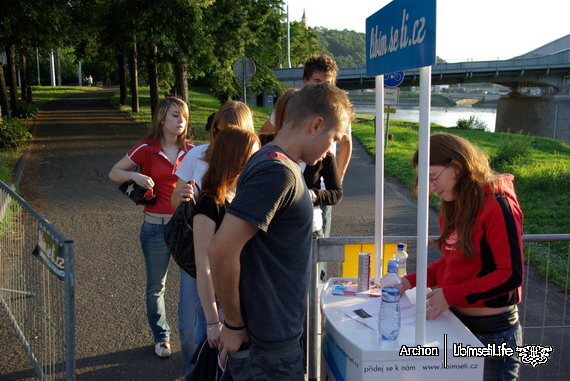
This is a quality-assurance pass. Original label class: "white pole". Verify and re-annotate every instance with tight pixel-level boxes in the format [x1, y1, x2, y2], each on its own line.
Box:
[78, 60, 82, 86]
[36, 48, 41, 85]
[374, 75, 385, 285]
[286, 1, 291, 68]
[415, 65, 432, 345]
[49, 50, 56, 86]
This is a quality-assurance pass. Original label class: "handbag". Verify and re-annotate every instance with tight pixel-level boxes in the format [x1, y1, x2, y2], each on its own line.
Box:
[118, 141, 157, 205]
[164, 186, 199, 278]
[118, 181, 157, 205]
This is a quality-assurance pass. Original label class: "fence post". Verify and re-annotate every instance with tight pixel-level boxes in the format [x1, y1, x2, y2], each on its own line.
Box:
[64, 240, 75, 380]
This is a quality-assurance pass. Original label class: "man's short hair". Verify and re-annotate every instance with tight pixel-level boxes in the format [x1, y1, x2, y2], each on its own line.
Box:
[303, 54, 338, 84]
[286, 83, 353, 132]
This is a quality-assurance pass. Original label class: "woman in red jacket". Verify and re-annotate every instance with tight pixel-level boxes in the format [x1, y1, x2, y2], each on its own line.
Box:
[402, 133, 524, 381]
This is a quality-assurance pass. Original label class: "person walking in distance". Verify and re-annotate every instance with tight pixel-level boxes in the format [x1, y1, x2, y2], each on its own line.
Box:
[401, 133, 524, 381]
[109, 97, 194, 358]
[261, 54, 352, 237]
[208, 83, 353, 380]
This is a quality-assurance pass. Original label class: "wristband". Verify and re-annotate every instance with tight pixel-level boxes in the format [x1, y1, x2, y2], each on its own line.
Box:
[223, 319, 246, 332]
[207, 320, 221, 326]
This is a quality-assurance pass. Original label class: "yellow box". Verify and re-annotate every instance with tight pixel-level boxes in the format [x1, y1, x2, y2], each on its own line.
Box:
[342, 243, 407, 278]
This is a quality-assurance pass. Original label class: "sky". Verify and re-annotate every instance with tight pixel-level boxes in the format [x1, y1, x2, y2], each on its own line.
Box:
[286, 0, 569, 62]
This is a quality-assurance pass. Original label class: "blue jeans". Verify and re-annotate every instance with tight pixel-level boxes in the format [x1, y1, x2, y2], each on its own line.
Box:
[139, 221, 171, 343]
[178, 269, 206, 378]
[320, 205, 332, 238]
[475, 321, 522, 381]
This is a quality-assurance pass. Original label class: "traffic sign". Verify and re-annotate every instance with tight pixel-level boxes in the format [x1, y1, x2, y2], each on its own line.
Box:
[232, 57, 256, 80]
[384, 88, 400, 106]
[384, 71, 405, 87]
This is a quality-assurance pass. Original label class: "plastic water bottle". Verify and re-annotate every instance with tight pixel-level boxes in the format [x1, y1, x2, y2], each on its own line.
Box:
[378, 259, 402, 340]
[393, 243, 408, 277]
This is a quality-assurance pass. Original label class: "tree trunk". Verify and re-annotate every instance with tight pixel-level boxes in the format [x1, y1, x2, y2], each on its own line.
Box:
[116, 52, 127, 106]
[174, 61, 188, 103]
[129, 42, 139, 113]
[147, 40, 159, 120]
[6, 44, 18, 113]
[0, 53, 11, 120]
[174, 61, 188, 104]
[55, 47, 62, 86]
[20, 53, 30, 102]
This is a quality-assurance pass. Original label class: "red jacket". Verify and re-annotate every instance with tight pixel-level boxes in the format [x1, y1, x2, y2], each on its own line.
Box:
[406, 175, 524, 308]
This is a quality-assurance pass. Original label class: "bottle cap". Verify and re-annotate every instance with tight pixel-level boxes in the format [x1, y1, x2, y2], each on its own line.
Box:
[387, 259, 398, 273]
[397, 243, 405, 251]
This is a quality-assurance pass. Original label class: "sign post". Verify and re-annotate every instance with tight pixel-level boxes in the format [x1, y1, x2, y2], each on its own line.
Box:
[367, 0, 436, 346]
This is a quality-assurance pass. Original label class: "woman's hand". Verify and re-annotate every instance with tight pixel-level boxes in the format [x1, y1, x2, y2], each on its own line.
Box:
[134, 173, 154, 189]
[179, 179, 195, 202]
[206, 321, 222, 348]
[426, 288, 449, 320]
[400, 276, 412, 293]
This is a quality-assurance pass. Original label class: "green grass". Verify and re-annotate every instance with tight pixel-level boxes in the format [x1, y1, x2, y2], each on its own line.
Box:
[1, 86, 103, 185]
[110, 87, 272, 146]
[353, 117, 570, 288]
[0, 149, 21, 184]
[30, 85, 104, 106]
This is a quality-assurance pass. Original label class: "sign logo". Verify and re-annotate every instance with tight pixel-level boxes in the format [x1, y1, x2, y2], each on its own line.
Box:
[366, 0, 436, 76]
[384, 71, 405, 87]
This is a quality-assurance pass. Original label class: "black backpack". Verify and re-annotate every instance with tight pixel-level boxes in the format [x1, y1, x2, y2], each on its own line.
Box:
[164, 197, 197, 278]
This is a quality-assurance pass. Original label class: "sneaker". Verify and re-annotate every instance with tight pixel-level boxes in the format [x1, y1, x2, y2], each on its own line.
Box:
[154, 341, 171, 358]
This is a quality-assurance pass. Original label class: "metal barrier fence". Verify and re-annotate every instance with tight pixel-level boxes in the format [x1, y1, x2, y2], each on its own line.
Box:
[308, 234, 570, 381]
[0, 181, 75, 380]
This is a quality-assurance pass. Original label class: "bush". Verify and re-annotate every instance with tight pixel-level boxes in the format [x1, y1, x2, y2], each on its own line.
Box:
[456, 115, 487, 131]
[491, 136, 533, 171]
[0, 118, 32, 148]
[13, 100, 38, 118]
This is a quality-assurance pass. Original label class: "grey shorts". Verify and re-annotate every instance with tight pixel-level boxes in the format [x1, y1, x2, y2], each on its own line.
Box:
[228, 341, 304, 381]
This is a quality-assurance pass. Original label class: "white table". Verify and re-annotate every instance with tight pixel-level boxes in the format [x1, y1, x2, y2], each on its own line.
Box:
[320, 278, 484, 380]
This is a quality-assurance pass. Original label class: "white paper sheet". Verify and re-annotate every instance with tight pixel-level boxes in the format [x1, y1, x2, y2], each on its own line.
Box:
[341, 293, 416, 331]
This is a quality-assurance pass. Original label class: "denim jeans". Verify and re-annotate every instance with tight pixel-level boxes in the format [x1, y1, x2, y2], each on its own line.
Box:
[475, 321, 522, 381]
[139, 221, 171, 343]
[178, 269, 206, 378]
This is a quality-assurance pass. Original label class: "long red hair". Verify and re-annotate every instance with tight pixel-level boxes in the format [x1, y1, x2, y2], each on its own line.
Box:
[200, 127, 260, 205]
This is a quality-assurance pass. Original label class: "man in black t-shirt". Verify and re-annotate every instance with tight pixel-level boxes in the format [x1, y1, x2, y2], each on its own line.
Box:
[208, 83, 353, 380]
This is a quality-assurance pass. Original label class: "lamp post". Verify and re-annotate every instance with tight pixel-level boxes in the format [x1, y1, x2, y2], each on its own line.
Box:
[286, 0, 291, 68]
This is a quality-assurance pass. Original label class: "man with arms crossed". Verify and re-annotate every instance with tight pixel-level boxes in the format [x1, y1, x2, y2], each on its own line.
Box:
[262, 54, 352, 238]
[208, 83, 353, 380]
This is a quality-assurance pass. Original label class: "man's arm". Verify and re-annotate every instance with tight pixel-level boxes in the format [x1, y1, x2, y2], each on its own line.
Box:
[337, 133, 352, 182]
[208, 213, 259, 359]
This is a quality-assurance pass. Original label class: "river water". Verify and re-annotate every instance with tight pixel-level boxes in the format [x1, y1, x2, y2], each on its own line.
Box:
[354, 103, 498, 132]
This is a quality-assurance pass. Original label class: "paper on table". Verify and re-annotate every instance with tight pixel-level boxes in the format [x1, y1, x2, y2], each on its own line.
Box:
[341, 293, 416, 331]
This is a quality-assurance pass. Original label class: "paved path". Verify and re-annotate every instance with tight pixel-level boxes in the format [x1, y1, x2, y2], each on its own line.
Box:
[1, 89, 568, 380]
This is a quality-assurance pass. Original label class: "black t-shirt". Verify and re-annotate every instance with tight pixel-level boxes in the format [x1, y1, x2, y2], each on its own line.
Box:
[192, 194, 227, 229]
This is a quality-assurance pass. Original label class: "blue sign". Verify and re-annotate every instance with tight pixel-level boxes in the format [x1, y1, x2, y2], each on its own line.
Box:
[366, 0, 436, 77]
[384, 71, 405, 87]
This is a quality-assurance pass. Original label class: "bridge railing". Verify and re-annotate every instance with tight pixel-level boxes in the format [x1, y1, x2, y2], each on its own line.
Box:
[0, 181, 75, 380]
[308, 234, 570, 381]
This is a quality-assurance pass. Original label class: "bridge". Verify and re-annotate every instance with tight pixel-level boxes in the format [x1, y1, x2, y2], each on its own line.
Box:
[272, 35, 570, 144]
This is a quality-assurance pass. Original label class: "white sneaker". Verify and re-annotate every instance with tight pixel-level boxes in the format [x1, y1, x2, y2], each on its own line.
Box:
[154, 341, 171, 358]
